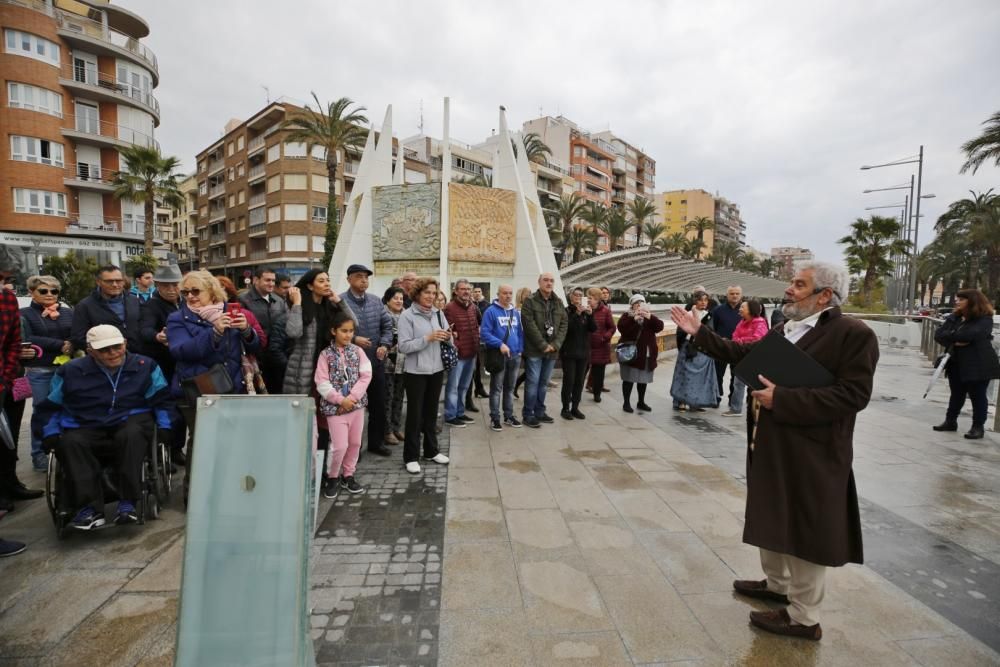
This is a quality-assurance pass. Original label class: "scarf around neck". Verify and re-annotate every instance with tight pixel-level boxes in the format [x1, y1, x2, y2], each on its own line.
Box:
[189, 302, 225, 324]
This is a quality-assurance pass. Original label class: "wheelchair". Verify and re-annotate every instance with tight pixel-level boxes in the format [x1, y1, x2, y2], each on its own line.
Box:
[44, 424, 172, 538]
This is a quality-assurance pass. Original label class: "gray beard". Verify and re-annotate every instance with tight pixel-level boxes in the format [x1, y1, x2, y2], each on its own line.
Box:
[782, 301, 823, 321]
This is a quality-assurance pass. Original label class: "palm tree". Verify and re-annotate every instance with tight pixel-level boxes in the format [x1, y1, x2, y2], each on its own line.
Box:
[627, 197, 657, 247]
[598, 208, 631, 251]
[551, 194, 588, 264]
[838, 215, 911, 306]
[685, 215, 715, 243]
[112, 145, 183, 256]
[641, 222, 665, 247]
[656, 232, 687, 254]
[960, 110, 1000, 175]
[709, 240, 743, 267]
[733, 253, 759, 274]
[682, 237, 706, 259]
[282, 93, 368, 266]
[514, 132, 552, 165]
[567, 225, 598, 264]
[756, 257, 779, 278]
[935, 189, 1000, 300]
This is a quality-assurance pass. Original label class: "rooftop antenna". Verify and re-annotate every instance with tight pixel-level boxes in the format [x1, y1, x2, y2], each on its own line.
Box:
[261, 85, 270, 103]
[418, 99, 424, 134]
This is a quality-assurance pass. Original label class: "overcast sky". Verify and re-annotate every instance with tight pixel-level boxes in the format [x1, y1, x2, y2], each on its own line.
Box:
[132, 0, 1000, 262]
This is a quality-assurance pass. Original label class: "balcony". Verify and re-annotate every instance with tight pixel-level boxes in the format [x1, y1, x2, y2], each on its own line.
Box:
[64, 163, 116, 192]
[51, 6, 158, 80]
[248, 223, 267, 237]
[61, 115, 158, 151]
[208, 208, 226, 224]
[249, 249, 268, 260]
[207, 160, 225, 176]
[66, 213, 119, 233]
[210, 233, 226, 246]
[208, 183, 226, 199]
[58, 65, 159, 125]
[247, 164, 266, 183]
[247, 135, 265, 156]
[248, 193, 267, 209]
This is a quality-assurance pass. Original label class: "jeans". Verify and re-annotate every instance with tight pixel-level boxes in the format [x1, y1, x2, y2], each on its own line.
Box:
[489, 353, 521, 421]
[560, 357, 588, 410]
[26, 367, 56, 462]
[444, 357, 476, 420]
[946, 375, 989, 427]
[522, 356, 556, 420]
[730, 377, 747, 413]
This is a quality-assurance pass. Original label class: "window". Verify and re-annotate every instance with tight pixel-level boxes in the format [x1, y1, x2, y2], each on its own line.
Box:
[7, 82, 62, 117]
[285, 235, 308, 251]
[238, 242, 246, 256]
[285, 204, 307, 221]
[116, 61, 153, 107]
[10, 136, 64, 167]
[267, 175, 281, 193]
[227, 142, 234, 156]
[266, 144, 280, 163]
[14, 189, 66, 216]
[312, 236, 325, 252]
[284, 141, 307, 158]
[312, 206, 328, 222]
[236, 162, 245, 178]
[198, 181, 207, 195]
[249, 208, 265, 225]
[268, 236, 281, 252]
[229, 245, 236, 259]
[4, 30, 59, 66]
[228, 167, 234, 182]
[310, 145, 326, 160]
[237, 136, 245, 151]
[267, 205, 281, 223]
[311, 177, 329, 193]
[228, 219, 236, 233]
[238, 216, 246, 230]
[284, 174, 307, 190]
[238, 190, 246, 204]
[228, 194, 235, 207]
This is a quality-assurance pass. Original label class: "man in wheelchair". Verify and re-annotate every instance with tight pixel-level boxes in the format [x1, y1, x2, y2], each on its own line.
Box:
[39, 325, 171, 530]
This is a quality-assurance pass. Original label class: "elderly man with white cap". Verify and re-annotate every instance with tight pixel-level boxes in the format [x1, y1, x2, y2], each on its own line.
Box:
[37, 325, 172, 530]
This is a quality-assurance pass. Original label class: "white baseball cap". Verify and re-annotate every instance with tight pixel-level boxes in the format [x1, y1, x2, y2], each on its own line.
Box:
[87, 324, 125, 350]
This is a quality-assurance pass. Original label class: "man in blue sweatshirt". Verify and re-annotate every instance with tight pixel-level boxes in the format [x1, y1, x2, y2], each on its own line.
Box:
[479, 285, 524, 431]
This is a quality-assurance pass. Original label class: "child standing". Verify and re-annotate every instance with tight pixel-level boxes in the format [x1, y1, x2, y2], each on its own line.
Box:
[315, 311, 372, 499]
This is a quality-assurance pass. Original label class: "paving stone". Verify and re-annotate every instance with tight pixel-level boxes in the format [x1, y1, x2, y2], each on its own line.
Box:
[441, 542, 521, 611]
[439, 607, 533, 666]
[528, 631, 633, 666]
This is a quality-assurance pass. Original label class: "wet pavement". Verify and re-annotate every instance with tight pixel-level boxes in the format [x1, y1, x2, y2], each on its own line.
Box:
[1, 345, 999, 665]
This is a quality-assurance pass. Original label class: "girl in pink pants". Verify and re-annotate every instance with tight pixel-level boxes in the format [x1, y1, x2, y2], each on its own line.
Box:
[315, 312, 372, 499]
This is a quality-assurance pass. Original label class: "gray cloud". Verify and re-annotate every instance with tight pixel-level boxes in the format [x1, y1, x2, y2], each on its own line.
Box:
[132, 0, 1000, 262]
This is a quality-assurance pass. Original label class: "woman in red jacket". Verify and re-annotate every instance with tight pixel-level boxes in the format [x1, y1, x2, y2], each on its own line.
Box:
[616, 294, 664, 413]
[723, 299, 769, 417]
[587, 287, 616, 403]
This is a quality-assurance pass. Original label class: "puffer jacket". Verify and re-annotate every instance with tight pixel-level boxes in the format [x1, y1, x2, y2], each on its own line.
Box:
[340, 290, 394, 363]
[20, 301, 74, 367]
[283, 301, 356, 395]
[397, 304, 452, 375]
[443, 298, 480, 359]
[166, 303, 262, 398]
[588, 302, 615, 365]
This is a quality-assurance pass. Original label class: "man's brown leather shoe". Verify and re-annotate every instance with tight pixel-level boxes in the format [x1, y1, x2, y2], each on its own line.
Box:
[749, 608, 822, 640]
[733, 579, 790, 604]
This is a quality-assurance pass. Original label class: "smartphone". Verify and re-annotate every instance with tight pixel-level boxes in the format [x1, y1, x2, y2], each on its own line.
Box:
[227, 303, 242, 317]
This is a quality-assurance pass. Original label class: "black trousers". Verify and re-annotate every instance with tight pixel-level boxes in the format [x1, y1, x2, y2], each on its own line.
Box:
[260, 355, 285, 395]
[946, 375, 989, 427]
[0, 389, 26, 494]
[56, 413, 152, 511]
[366, 361, 387, 450]
[589, 363, 607, 397]
[561, 358, 588, 410]
[715, 359, 734, 402]
[403, 372, 444, 464]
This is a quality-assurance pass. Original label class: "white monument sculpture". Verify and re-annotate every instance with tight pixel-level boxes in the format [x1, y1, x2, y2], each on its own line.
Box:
[329, 99, 565, 297]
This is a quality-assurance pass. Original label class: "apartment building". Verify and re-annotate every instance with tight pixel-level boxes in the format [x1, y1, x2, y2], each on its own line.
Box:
[655, 189, 748, 258]
[714, 196, 746, 246]
[0, 0, 164, 273]
[195, 101, 431, 281]
[770, 246, 814, 280]
[169, 174, 198, 269]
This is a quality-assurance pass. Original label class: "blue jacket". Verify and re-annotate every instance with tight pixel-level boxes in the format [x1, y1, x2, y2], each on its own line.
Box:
[40, 352, 171, 437]
[70, 288, 142, 351]
[166, 303, 262, 397]
[340, 290, 394, 363]
[480, 301, 524, 356]
[711, 302, 742, 339]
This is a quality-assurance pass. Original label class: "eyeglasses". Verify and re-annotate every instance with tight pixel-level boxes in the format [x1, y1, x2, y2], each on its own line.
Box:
[179, 288, 202, 298]
[35, 288, 60, 295]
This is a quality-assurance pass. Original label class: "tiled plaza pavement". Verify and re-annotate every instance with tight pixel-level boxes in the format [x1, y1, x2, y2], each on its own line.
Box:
[434, 347, 1000, 666]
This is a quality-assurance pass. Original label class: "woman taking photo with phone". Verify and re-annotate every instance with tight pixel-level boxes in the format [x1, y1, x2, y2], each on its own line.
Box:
[283, 269, 354, 396]
[933, 289, 1000, 439]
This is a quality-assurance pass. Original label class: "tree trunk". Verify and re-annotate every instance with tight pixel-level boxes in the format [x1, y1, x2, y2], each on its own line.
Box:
[862, 266, 877, 307]
[989, 250, 1000, 306]
[323, 158, 339, 270]
[928, 277, 939, 305]
[144, 191, 155, 257]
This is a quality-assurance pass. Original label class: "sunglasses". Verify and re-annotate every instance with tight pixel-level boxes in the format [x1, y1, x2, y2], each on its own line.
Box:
[179, 288, 202, 298]
[36, 288, 60, 295]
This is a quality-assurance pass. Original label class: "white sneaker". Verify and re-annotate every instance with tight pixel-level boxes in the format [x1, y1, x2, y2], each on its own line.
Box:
[405, 461, 421, 474]
[427, 453, 450, 465]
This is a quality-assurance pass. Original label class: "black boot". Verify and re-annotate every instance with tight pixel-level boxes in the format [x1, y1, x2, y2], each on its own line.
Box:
[964, 425, 985, 439]
[623, 402, 634, 413]
[932, 421, 958, 432]
[560, 407, 574, 420]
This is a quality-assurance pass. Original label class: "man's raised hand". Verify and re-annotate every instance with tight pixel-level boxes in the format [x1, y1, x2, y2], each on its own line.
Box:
[670, 306, 702, 336]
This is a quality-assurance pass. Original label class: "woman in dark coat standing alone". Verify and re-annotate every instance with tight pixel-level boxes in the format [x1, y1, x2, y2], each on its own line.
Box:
[933, 288, 1000, 439]
[560, 287, 596, 420]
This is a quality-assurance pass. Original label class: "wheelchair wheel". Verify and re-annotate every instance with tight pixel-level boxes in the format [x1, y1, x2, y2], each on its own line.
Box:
[138, 461, 148, 525]
[154, 441, 171, 504]
[45, 454, 71, 539]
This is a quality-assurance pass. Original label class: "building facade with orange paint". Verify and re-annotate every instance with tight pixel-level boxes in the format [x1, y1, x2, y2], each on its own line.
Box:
[0, 0, 163, 276]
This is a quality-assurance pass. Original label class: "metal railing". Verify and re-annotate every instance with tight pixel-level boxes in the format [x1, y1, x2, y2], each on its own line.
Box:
[247, 135, 265, 152]
[65, 162, 115, 184]
[66, 213, 119, 231]
[58, 64, 159, 117]
[248, 193, 266, 208]
[208, 184, 226, 198]
[247, 164, 266, 180]
[63, 114, 158, 149]
[51, 5, 158, 73]
[249, 250, 267, 260]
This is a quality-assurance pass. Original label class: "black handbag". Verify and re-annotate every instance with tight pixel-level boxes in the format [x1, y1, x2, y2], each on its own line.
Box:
[181, 363, 234, 404]
[485, 311, 513, 374]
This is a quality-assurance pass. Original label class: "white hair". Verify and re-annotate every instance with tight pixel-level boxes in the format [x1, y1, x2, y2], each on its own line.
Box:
[795, 261, 848, 306]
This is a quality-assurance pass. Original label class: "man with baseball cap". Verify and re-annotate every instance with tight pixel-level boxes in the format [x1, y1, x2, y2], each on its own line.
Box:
[38, 325, 172, 530]
[340, 264, 394, 457]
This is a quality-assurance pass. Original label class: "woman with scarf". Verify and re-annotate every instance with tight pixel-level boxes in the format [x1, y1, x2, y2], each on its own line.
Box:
[617, 293, 664, 413]
[19, 275, 74, 472]
[382, 286, 407, 445]
[669, 290, 717, 411]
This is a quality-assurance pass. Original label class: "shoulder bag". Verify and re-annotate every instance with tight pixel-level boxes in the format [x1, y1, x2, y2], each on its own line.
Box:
[485, 310, 512, 374]
[436, 311, 458, 372]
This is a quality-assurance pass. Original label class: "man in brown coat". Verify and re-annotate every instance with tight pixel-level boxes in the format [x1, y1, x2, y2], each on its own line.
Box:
[671, 261, 879, 641]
